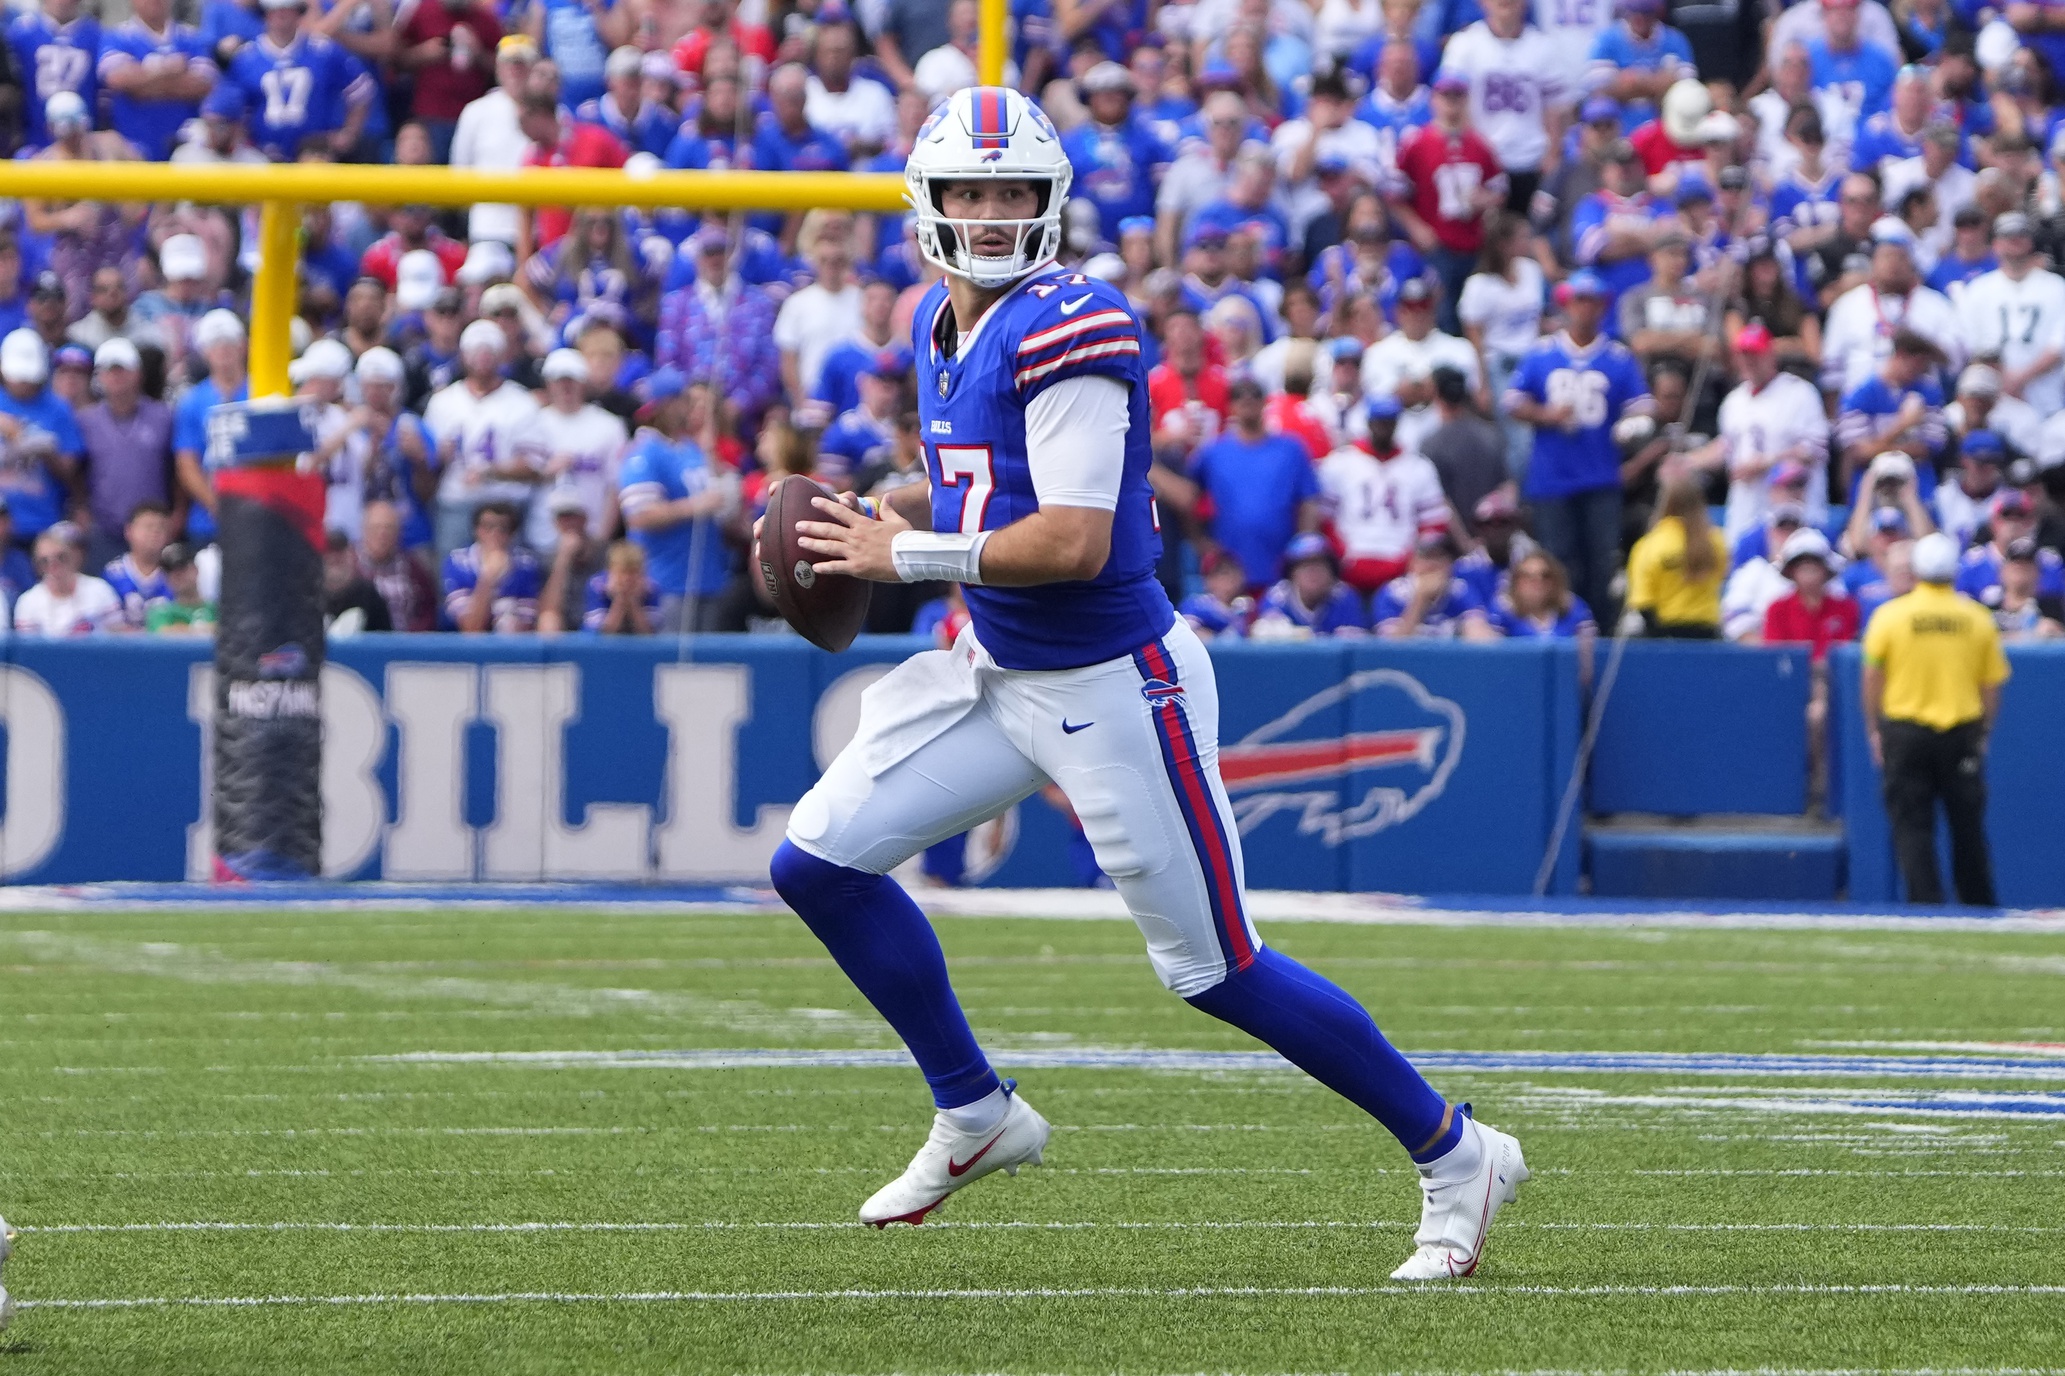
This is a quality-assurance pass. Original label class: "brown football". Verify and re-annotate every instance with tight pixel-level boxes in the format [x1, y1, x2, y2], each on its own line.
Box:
[758, 473, 872, 652]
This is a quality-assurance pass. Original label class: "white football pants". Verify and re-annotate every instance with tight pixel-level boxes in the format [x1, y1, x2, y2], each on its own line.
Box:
[786, 617, 1263, 996]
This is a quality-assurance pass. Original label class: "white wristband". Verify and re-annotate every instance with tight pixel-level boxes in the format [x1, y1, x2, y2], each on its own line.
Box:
[891, 530, 991, 585]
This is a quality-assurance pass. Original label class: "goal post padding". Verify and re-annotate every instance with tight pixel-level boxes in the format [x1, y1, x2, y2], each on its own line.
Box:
[206, 400, 326, 881]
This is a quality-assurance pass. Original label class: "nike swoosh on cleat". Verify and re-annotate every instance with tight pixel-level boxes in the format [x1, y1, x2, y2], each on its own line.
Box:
[1061, 719, 1094, 734]
[947, 1129, 1007, 1177]
[1059, 295, 1093, 314]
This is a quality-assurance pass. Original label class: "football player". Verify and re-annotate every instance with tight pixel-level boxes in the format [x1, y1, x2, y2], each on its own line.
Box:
[767, 87, 1528, 1281]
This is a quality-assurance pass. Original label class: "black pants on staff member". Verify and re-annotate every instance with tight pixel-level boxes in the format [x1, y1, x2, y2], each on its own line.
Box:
[1880, 718, 1996, 907]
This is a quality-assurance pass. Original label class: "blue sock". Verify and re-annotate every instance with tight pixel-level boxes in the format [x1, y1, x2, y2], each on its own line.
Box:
[1186, 946, 1462, 1161]
[770, 841, 1000, 1110]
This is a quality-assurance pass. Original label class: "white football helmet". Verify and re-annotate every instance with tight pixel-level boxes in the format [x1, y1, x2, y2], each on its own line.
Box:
[905, 87, 1073, 288]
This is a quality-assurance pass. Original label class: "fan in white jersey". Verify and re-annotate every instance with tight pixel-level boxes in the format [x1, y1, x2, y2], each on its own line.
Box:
[1360, 277, 1482, 454]
[516, 350, 630, 551]
[424, 321, 545, 554]
[1535, 0, 1615, 78]
[1695, 323, 1834, 543]
[13, 525, 120, 637]
[1956, 214, 2065, 417]
[1821, 227, 1964, 395]
[1318, 395, 1451, 594]
[1436, 0, 1573, 180]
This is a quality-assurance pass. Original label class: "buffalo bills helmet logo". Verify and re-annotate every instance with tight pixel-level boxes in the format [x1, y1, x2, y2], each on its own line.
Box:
[256, 643, 310, 680]
[1221, 669, 1465, 845]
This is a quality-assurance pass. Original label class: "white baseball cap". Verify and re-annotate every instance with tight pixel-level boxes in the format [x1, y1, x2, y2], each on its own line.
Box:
[289, 337, 353, 384]
[160, 234, 209, 283]
[457, 239, 515, 286]
[355, 345, 405, 384]
[605, 44, 644, 80]
[0, 329, 47, 385]
[194, 308, 247, 350]
[395, 249, 445, 311]
[541, 348, 587, 382]
[459, 318, 506, 358]
[93, 337, 142, 372]
[1912, 531, 1960, 584]
[45, 91, 88, 130]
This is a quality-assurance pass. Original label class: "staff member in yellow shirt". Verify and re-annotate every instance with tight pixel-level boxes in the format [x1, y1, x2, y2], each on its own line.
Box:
[1861, 532, 2011, 906]
[1625, 474, 1729, 638]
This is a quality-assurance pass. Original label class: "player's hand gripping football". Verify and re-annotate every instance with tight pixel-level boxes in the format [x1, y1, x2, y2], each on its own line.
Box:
[793, 495, 914, 583]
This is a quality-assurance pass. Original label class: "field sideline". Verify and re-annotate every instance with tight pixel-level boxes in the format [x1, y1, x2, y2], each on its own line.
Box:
[0, 898, 2061, 1373]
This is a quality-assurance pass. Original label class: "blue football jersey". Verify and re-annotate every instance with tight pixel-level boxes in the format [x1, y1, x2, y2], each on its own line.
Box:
[227, 33, 366, 161]
[99, 18, 216, 161]
[913, 267, 1173, 671]
[8, 11, 101, 150]
[1508, 331, 1650, 501]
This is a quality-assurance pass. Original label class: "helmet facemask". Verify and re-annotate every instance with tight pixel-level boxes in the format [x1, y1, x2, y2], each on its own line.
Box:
[914, 174, 1065, 288]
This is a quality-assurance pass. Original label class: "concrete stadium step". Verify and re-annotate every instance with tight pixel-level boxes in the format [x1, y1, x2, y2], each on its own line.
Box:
[1586, 816, 1845, 902]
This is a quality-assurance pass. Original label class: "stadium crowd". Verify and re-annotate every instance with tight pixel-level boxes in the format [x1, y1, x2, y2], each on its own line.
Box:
[1, 0, 2064, 649]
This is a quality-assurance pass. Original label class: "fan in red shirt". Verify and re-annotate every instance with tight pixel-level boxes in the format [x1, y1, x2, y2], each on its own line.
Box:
[1629, 80, 1713, 177]
[1147, 308, 1230, 457]
[518, 93, 630, 250]
[1763, 529, 1860, 661]
[672, 0, 777, 82]
[1390, 73, 1507, 261]
[359, 206, 470, 289]
[397, 0, 503, 127]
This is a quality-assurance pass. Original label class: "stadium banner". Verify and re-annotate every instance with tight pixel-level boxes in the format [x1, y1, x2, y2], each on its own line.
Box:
[0, 636, 1581, 894]
[1831, 643, 2065, 908]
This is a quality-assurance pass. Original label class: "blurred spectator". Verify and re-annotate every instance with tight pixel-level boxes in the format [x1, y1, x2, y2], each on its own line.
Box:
[324, 527, 395, 633]
[398, 0, 506, 162]
[1179, 548, 1254, 638]
[814, 277, 903, 419]
[912, 0, 1015, 106]
[102, 500, 173, 628]
[1393, 72, 1506, 329]
[575, 47, 676, 158]
[1373, 532, 1497, 639]
[519, 348, 627, 551]
[68, 268, 142, 354]
[1821, 228, 1961, 396]
[518, 92, 631, 255]
[655, 223, 784, 432]
[1253, 532, 1366, 636]
[819, 351, 904, 492]
[1457, 215, 1542, 468]
[874, 0, 956, 93]
[774, 218, 863, 403]
[449, 33, 539, 248]
[1436, 0, 1570, 206]
[171, 310, 250, 546]
[361, 205, 469, 292]
[523, 0, 632, 112]
[1991, 536, 2065, 639]
[535, 487, 606, 633]
[1189, 374, 1318, 591]
[1835, 330, 1948, 503]
[0, 329, 84, 548]
[14, 522, 119, 636]
[1705, 324, 1832, 544]
[1065, 62, 1174, 245]
[1763, 527, 1859, 660]
[171, 81, 270, 165]
[100, 0, 218, 162]
[1956, 489, 2065, 606]
[356, 499, 440, 632]
[425, 319, 543, 556]
[130, 235, 217, 368]
[581, 538, 659, 634]
[443, 499, 540, 632]
[143, 540, 215, 634]
[1421, 365, 1508, 529]
[618, 371, 739, 631]
[1489, 548, 1595, 640]
[1627, 472, 1729, 638]
[223, 0, 372, 162]
[1956, 365, 2042, 464]
[805, 16, 896, 157]
[754, 62, 851, 237]
[1722, 500, 1805, 642]
[1157, 91, 1250, 264]
[1362, 275, 1478, 454]
[352, 348, 437, 552]
[1935, 429, 2007, 549]
[1318, 394, 1446, 596]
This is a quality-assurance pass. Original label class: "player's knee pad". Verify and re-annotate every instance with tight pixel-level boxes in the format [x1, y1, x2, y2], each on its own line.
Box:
[769, 839, 872, 919]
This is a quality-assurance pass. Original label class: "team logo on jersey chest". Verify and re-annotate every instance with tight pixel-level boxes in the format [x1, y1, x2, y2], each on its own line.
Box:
[936, 369, 952, 400]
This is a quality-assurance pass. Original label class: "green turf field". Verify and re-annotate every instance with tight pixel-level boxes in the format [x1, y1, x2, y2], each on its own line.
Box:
[1, 904, 2062, 1374]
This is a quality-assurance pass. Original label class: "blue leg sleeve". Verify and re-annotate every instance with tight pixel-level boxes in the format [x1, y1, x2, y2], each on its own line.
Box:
[1186, 946, 1461, 1161]
[769, 840, 1000, 1109]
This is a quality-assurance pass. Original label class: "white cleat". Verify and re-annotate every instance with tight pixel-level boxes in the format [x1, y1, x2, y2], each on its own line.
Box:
[1390, 1112, 1529, 1281]
[1, 1212, 14, 1330]
[860, 1085, 1051, 1227]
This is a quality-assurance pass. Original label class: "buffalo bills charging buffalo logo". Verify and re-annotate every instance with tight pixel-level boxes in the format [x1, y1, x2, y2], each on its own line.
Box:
[1220, 669, 1465, 846]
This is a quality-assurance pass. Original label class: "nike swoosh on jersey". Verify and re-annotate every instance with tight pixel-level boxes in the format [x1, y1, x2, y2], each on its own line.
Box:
[947, 1129, 1007, 1176]
[1061, 719, 1094, 734]
[1059, 295, 1093, 315]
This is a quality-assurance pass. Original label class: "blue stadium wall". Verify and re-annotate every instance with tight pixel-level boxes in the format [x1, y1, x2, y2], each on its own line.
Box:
[0, 636, 2056, 902]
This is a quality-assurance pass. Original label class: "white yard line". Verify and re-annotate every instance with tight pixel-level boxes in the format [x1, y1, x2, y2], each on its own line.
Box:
[16, 1220, 2061, 1237]
[18, 1283, 2065, 1311]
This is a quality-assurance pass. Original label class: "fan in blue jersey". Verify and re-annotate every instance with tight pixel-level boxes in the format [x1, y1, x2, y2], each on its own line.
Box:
[224, 0, 372, 161]
[1489, 548, 1597, 639]
[1351, 45, 1433, 184]
[1370, 533, 1496, 639]
[441, 501, 543, 633]
[1584, 0, 1697, 135]
[662, 69, 753, 175]
[748, 62, 849, 233]
[1570, 144, 1667, 328]
[1956, 490, 2065, 604]
[1807, 0, 1897, 135]
[0, 329, 85, 544]
[198, 0, 263, 65]
[98, 0, 217, 162]
[102, 500, 174, 628]
[615, 368, 736, 631]
[767, 85, 1526, 1276]
[8, 0, 101, 152]
[1503, 270, 1654, 624]
[1927, 205, 1996, 296]
[1060, 62, 1173, 244]
[1851, 66, 1936, 176]
[817, 350, 907, 490]
[574, 46, 676, 158]
[1176, 547, 1253, 638]
[1255, 532, 1369, 636]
